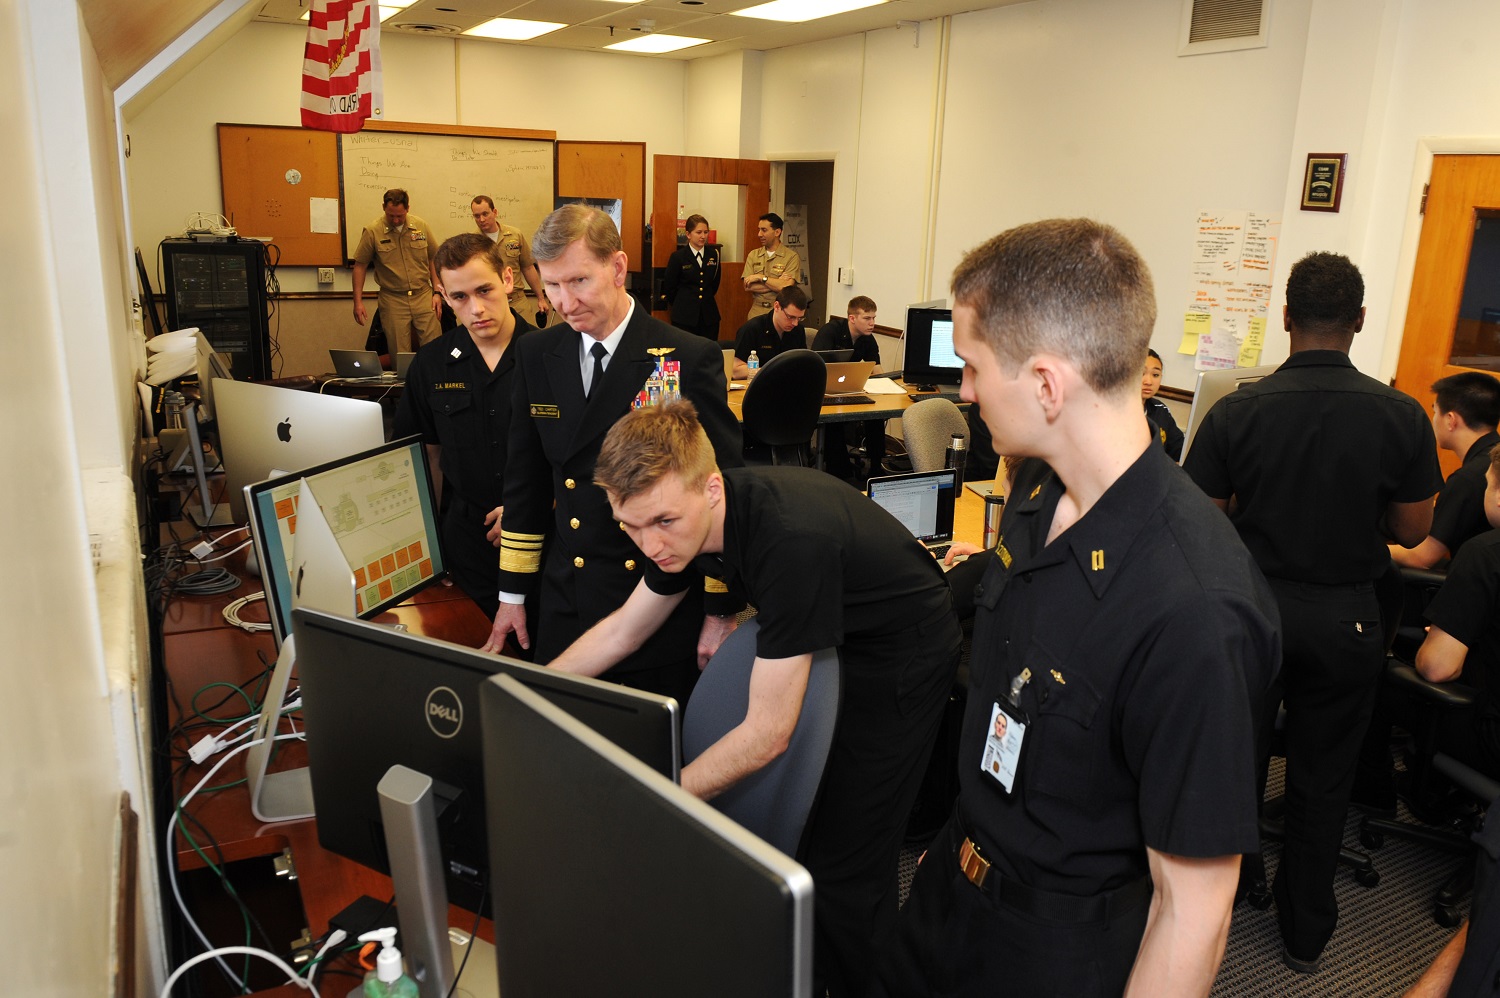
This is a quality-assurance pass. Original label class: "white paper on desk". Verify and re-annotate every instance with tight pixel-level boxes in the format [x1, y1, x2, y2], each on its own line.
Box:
[310, 197, 340, 233]
[864, 377, 906, 394]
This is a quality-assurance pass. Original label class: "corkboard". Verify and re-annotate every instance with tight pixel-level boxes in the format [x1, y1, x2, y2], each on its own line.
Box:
[217, 124, 343, 266]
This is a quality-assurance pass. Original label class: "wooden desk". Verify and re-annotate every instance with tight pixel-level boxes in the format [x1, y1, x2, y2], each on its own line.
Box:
[161, 560, 493, 994]
[727, 382, 958, 425]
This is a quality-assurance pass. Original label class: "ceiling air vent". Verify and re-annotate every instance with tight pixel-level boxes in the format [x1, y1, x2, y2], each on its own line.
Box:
[1179, 0, 1268, 56]
[388, 21, 460, 35]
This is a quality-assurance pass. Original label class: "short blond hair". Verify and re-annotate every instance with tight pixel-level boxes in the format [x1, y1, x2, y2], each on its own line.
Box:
[532, 204, 622, 264]
[594, 401, 719, 505]
[952, 218, 1155, 395]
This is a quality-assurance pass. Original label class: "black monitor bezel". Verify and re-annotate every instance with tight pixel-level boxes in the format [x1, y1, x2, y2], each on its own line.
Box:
[902, 306, 962, 387]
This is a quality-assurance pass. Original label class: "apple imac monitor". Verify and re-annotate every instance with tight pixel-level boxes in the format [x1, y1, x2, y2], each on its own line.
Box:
[292, 608, 681, 906]
[213, 378, 385, 523]
[902, 306, 962, 388]
[481, 674, 814, 998]
[244, 435, 444, 646]
[1178, 364, 1278, 464]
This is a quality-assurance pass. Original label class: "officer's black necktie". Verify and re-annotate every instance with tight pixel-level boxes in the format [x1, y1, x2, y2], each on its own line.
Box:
[587, 341, 608, 399]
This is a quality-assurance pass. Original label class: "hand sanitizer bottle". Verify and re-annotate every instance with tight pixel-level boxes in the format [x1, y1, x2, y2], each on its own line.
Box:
[357, 928, 419, 998]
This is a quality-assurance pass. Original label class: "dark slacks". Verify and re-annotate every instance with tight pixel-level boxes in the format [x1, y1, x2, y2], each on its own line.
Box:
[443, 497, 501, 620]
[808, 598, 960, 998]
[877, 809, 1152, 997]
[1267, 578, 1386, 959]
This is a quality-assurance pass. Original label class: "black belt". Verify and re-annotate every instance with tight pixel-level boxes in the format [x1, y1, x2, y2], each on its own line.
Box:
[956, 823, 1151, 924]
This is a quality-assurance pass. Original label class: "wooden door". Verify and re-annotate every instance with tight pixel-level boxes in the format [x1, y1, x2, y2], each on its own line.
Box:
[652, 155, 772, 342]
[1394, 154, 1500, 473]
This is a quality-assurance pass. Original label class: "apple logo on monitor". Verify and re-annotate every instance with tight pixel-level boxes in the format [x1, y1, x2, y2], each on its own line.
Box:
[277, 418, 292, 442]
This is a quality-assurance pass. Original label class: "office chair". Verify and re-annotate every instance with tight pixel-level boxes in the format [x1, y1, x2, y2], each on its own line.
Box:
[1358, 661, 1496, 925]
[682, 619, 842, 858]
[740, 348, 826, 466]
[901, 398, 969, 473]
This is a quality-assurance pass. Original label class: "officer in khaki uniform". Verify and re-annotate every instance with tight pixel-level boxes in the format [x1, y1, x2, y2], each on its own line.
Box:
[742, 211, 802, 321]
[352, 187, 443, 350]
[470, 195, 550, 324]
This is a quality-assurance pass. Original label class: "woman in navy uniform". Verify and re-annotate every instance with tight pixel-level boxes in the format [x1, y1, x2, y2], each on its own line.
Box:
[660, 214, 721, 341]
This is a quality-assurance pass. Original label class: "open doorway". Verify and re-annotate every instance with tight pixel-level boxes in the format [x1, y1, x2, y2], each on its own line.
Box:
[784, 161, 834, 328]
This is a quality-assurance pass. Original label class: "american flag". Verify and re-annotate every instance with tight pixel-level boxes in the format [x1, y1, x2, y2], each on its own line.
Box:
[301, 0, 383, 132]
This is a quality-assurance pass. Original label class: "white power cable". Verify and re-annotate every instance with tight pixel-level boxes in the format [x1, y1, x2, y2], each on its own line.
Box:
[165, 735, 305, 991]
[159, 946, 320, 997]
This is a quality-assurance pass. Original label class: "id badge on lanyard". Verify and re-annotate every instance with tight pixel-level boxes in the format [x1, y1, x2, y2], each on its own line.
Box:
[980, 668, 1031, 794]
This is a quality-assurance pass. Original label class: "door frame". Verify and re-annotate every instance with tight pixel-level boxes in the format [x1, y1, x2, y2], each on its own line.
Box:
[1382, 137, 1500, 381]
[652, 155, 771, 340]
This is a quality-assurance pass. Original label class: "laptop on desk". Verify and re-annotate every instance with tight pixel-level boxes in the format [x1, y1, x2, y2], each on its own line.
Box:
[330, 348, 394, 381]
[867, 468, 958, 562]
[823, 361, 877, 405]
[395, 352, 416, 380]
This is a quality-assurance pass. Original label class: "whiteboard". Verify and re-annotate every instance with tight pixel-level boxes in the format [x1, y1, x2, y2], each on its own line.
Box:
[339, 127, 554, 261]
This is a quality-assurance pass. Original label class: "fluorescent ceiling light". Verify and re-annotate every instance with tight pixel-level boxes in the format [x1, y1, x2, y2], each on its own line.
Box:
[605, 33, 709, 53]
[378, 1, 413, 20]
[465, 16, 567, 39]
[731, 0, 885, 21]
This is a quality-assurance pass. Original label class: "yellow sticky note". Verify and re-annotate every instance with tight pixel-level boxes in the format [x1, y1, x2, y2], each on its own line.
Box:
[1180, 313, 1210, 355]
[1237, 316, 1266, 367]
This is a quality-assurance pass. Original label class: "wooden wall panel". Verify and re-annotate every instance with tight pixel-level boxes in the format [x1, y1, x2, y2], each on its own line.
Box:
[556, 141, 646, 266]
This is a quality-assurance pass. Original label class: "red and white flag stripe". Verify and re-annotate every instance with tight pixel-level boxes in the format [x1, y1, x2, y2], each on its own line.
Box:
[301, 0, 383, 133]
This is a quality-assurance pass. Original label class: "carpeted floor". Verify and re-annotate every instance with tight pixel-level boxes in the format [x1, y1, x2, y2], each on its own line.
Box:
[897, 756, 1476, 996]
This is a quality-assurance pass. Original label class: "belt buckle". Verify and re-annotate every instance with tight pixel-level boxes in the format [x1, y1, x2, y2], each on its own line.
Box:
[958, 836, 990, 890]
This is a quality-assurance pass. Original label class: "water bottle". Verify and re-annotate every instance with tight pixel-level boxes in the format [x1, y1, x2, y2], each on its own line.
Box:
[747, 350, 759, 376]
[944, 432, 968, 495]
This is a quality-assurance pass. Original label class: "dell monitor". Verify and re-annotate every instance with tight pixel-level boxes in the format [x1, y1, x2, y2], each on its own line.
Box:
[1178, 364, 1277, 464]
[292, 607, 680, 899]
[902, 306, 962, 388]
[212, 378, 385, 523]
[481, 674, 814, 998]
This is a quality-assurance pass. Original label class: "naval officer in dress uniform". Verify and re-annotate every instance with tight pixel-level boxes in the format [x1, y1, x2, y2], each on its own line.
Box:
[480, 205, 743, 704]
[660, 213, 721, 341]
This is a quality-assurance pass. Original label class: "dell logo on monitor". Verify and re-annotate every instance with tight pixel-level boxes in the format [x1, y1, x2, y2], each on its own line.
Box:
[425, 686, 463, 738]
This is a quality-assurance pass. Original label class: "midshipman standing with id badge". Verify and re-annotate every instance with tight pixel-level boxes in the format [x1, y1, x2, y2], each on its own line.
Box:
[879, 219, 1280, 998]
[481, 205, 742, 704]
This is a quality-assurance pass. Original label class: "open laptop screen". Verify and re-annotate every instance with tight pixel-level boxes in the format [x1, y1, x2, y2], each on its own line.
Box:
[866, 469, 957, 545]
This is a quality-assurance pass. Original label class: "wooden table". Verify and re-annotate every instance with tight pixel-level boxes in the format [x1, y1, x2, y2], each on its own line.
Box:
[160, 544, 493, 994]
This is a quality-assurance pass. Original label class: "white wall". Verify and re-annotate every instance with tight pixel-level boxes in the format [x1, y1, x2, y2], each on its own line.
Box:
[933, 0, 1313, 389]
[127, 23, 688, 295]
[4, 1, 157, 993]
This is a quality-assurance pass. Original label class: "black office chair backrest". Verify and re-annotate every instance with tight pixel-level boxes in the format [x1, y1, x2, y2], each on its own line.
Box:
[682, 619, 842, 858]
[740, 348, 826, 465]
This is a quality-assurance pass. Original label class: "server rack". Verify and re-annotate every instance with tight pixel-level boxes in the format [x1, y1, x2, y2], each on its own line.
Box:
[161, 238, 272, 381]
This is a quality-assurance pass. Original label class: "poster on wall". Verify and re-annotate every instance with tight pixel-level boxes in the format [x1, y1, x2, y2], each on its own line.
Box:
[782, 204, 814, 299]
[1179, 210, 1280, 370]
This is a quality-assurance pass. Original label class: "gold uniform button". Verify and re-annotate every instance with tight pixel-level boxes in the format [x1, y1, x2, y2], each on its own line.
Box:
[564, 478, 576, 489]
[625, 559, 636, 570]
[573, 556, 585, 568]
[570, 518, 580, 529]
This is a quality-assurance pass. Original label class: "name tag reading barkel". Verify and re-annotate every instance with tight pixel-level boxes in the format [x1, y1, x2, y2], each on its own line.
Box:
[530, 403, 561, 419]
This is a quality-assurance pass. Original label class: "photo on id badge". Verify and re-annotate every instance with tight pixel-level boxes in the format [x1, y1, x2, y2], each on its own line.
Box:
[981, 701, 1025, 793]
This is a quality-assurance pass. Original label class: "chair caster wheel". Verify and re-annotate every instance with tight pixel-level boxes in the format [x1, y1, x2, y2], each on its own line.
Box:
[1360, 828, 1384, 849]
[1355, 868, 1380, 889]
[1435, 904, 1463, 928]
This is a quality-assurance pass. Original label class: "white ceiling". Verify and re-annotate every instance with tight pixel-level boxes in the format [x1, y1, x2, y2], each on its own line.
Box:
[254, 0, 1030, 60]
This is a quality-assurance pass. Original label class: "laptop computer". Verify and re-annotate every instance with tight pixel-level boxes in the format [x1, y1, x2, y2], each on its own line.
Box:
[823, 360, 877, 405]
[866, 468, 957, 560]
[330, 348, 393, 381]
[816, 348, 854, 363]
[395, 351, 417, 379]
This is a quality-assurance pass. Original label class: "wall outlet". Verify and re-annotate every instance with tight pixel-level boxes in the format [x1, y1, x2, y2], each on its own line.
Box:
[838, 266, 854, 285]
[317, 267, 335, 284]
